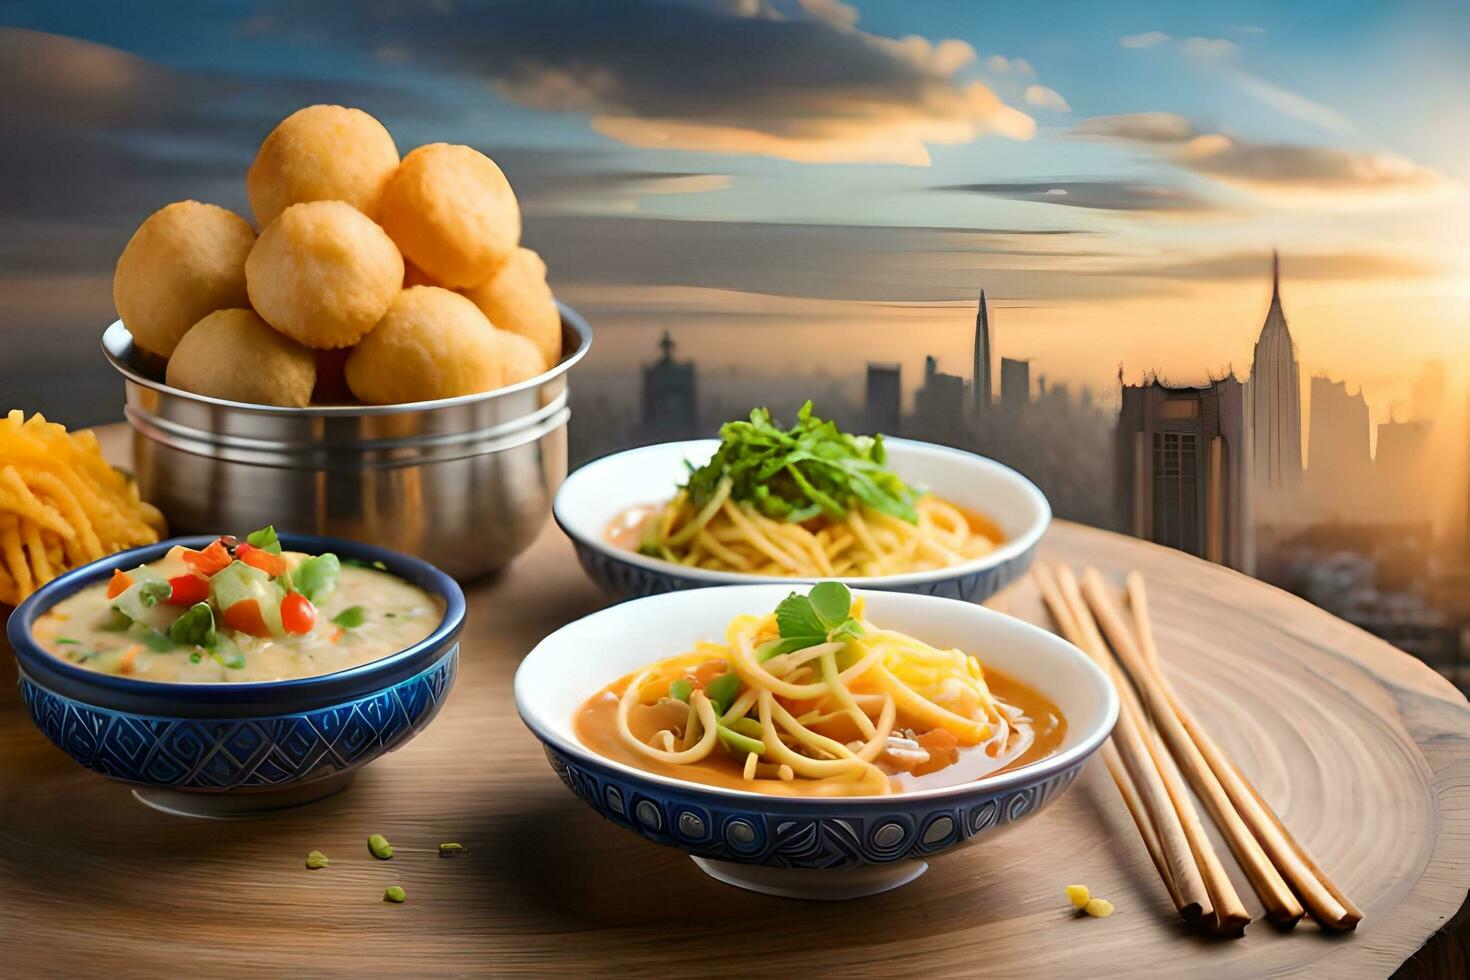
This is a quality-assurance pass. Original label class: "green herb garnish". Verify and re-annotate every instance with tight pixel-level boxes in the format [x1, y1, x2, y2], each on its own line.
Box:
[169, 602, 216, 647]
[680, 401, 918, 525]
[762, 582, 865, 660]
[331, 606, 365, 629]
[137, 579, 171, 607]
[208, 639, 246, 670]
[55, 638, 79, 645]
[134, 626, 177, 652]
[246, 524, 283, 556]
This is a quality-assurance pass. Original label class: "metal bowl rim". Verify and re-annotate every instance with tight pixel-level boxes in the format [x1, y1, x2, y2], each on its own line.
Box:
[101, 300, 592, 419]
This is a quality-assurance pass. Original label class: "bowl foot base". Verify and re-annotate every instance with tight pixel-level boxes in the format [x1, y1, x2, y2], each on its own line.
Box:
[690, 856, 928, 900]
[131, 770, 356, 820]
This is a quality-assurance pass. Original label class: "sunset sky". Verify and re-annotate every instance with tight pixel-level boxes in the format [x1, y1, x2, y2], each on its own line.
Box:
[2, 0, 1466, 438]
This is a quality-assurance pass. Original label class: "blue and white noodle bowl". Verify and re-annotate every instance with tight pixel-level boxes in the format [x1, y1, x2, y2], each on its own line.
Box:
[7, 533, 465, 818]
[555, 438, 1050, 603]
[515, 585, 1117, 899]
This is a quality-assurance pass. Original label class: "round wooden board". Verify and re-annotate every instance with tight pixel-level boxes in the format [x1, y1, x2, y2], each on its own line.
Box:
[1, 427, 1467, 977]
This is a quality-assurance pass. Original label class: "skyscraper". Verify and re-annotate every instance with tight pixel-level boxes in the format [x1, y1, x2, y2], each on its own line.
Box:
[1000, 357, 1030, 417]
[865, 363, 902, 435]
[1115, 376, 1254, 573]
[1307, 376, 1372, 517]
[973, 290, 991, 414]
[1249, 251, 1303, 493]
[639, 330, 697, 440]
[913, 356, 967, 446]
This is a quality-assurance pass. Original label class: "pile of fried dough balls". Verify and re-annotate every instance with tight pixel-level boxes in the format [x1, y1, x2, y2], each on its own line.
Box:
[112, 105, 561, 408]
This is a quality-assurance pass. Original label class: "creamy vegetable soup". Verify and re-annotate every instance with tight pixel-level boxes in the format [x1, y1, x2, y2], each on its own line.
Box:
[31, 527, 442, 683]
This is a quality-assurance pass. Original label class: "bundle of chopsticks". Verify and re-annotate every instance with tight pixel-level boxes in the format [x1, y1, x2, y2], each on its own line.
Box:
[1032, 562, 1362, 936]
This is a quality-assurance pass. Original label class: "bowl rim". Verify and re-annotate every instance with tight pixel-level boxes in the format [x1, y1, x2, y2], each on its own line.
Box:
[100, 300, 592, 418]
[8, 532, 467, 717]
[514, 584, 1119, 806]
[553, 437, 1051, 589]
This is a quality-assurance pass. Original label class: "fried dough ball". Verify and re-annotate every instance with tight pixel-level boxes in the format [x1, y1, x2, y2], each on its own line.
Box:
[463, 247, 561, 368]
[246, 200, 404, 349]
[246, 105, 400, 227]
[166, 309, 315, 407]
[496, 328, 548, 386]
[377, 143, 521, 289]
[346, 286, 504, 403]
[113, 201, 255, 357]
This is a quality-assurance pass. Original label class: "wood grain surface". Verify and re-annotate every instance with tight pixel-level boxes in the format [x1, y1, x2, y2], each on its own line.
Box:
[1, 427, 1467, 978]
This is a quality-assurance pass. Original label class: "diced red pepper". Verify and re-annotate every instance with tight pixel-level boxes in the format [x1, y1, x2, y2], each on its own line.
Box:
[281, 592, 316, 635]
[236, 542, 287, 577]
[106, 569, 133, 599]
[165, 573, 210, 606]
[182, 539, 232, 576]
[222, 598, 270, 637]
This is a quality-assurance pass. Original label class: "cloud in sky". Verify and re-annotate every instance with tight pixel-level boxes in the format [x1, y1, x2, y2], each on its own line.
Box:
[986, 54, 1035, 76]
[934, 180, 1221, 214]
[1069, 112, 1452, 204]
[1119, 31, 1171, 49]
[275, 0, 1034, 166]
[1024, 85, 1071, 112]
[1122, 249, 1442, 282]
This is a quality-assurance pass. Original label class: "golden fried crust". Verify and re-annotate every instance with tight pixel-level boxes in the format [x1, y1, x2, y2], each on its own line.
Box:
[496, 328, 548, 385]
[377, 143, 521, 289]
[464, 246, 561, 368]
[246, 200, 404, 349]
[113, 201, 255, 358]
[246, 105, 400, 227]
[346, 286, 506, 404]
[165, 308, 316, 407]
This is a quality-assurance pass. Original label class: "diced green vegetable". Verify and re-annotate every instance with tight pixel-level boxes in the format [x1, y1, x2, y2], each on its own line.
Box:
[704, 672, 742, 715]
[293, 553, 341, 604]
[134, 625, 177, 652]
[368, 834, 394, 860]
[209, 561, 286, 636]
[208, 635, 245, 670]
[383, 885, 406, 903]
[331, 605, 365, 629]
[669, 678, 693, 702]
[725, 716, 763, 739]
[438, 842, 465, 855]
[305, 850, 330, 870]
[111, 568, 176, 632]
[717, 724, 764, 756]
[55, 638, 79, 645]
[246, 524, 282, 555]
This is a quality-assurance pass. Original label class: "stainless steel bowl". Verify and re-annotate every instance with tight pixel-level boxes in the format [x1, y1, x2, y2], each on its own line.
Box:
[102, 303, 592, 581]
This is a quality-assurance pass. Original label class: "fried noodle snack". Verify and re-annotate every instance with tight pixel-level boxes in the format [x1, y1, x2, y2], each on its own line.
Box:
[0, 412, 163, 606]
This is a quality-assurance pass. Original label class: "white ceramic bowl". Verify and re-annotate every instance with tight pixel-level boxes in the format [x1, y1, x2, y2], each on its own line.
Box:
[515, 585, 1117, 899]
[555, 438, 1051, 601]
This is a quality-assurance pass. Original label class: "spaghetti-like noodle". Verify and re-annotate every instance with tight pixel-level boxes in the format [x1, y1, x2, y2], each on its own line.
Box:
[577, 584, 1056, 797]
[636, 479, 997, 577]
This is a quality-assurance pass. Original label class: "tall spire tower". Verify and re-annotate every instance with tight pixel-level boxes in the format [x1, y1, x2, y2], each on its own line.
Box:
[1250, 249, 1303, 493]
[973, 290, 991, 414]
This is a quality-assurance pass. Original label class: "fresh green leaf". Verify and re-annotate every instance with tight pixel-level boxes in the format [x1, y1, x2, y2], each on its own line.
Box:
[189, 651, 202, 664]
[774, 592, 825, 642]
[246, 525, 282, 555]
[55, 638, 79, 645]
[704, 673, 742, 715]
[669, 678, 693, 702]
[331, 605, 366, 629]
[169, 602, 216, 647]
[808, 582, 852, 630]
[293, 554, 341, 604]
[678, 403, 919, 525]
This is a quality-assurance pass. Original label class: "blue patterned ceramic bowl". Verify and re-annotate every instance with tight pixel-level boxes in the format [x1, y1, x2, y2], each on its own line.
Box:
[555, 438, 1050, 602]
[7, 534, 465, 818]
[515, 585, 1117, 899]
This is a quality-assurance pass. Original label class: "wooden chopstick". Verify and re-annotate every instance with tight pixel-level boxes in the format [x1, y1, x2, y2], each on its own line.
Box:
[1082, 568, 1306, 926]
[1032, 563, 1212, 928]
[1124, 573, 1362, 930]
[1055, 565, 1250, 934]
